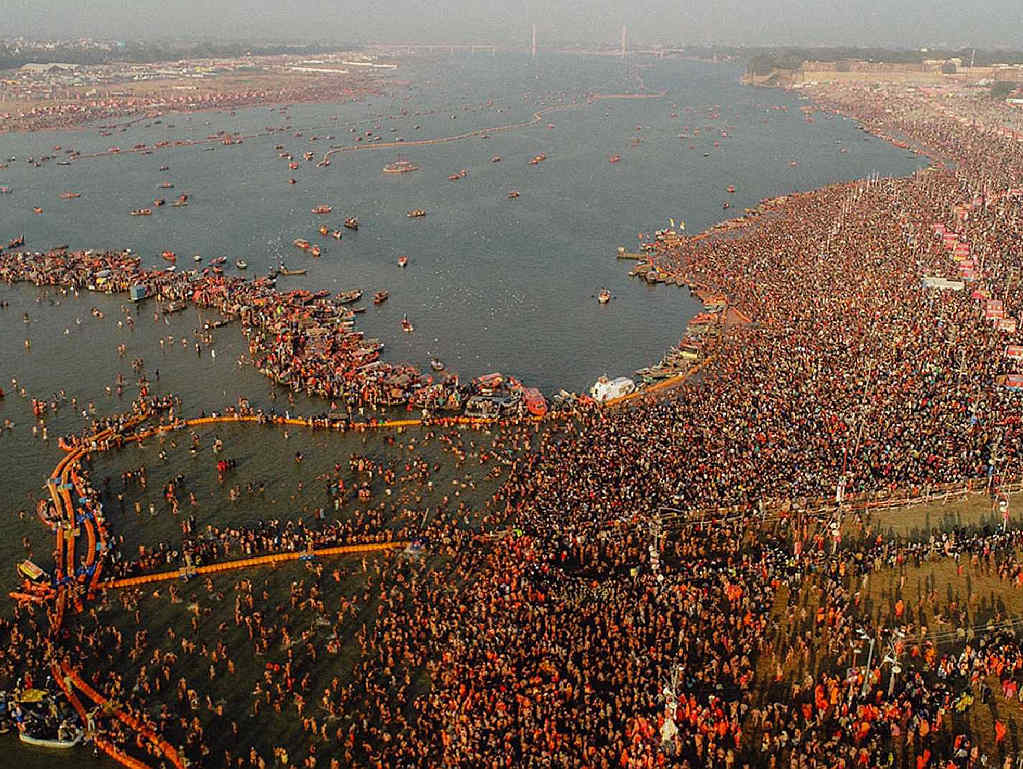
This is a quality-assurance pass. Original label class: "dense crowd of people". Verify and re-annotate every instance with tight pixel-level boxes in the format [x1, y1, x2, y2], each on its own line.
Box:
[6, 79, 1023, 769]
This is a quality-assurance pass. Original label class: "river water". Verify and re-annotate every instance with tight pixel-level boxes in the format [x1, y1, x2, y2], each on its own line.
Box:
[0, 52, 926, 768]
[0, 53, 926, 395]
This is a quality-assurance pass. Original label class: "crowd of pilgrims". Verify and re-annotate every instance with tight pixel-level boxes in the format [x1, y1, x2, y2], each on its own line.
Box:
[8, 86, 1023, 769]
[0, 247, 434, 410]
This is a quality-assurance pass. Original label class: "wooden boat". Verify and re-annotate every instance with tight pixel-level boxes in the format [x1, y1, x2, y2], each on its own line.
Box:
[161, 251, 176, 262]
[397, 255, 408, 268]
[598, 289, 612, 304]
[401, 314, 414, 333]
[318, 225, 329, 236]
[279, 265, 307, 276]
[19, 727, 83, 749]
[235, 260, 248, 269]
[131, 208, 152, 216]
[312, 205, 332, 214]
[407, 209, 426, 218]
[59, 192, 81, 199]
[310, 245, 321, 257]
[373, 290, 389, 304]
[344, 217, 359, 230]
[507, 190, 520, 199]
[17, 560, 47, 581]
[338, 290, 363, 304]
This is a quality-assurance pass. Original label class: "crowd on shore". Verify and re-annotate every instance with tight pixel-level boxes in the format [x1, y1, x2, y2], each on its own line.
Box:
[0, 250, 449, 412]
[1, 74, 384, 135]
[8, 81, 1023, 769]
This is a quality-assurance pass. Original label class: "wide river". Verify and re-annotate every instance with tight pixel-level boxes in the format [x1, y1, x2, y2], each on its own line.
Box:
[1, 53, 926, 395]
[0, 52, 925, 768]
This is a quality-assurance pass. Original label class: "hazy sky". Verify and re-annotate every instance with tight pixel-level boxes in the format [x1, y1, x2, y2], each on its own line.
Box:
[2, 0, 1022, 49]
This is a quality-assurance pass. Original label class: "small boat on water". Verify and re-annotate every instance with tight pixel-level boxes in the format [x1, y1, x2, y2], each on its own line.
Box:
[312, 205, 332, 214]
[8, 235, 24, 248]
[0, 186, 11, 194]
[344, 217, 359, 230]
[193, 254, 202, 262]
[159, 165, 169, 171]
[289, 178, 297, 184]
[131, 208, 152, 216]
[490, 155, 502, 163]
[159, 182, 174, 189]
[161, 251, 176, 262]
[17, 560, 47, 581]
[59, 192, 81, 199]
[529, 153, 547, 165]
[338, 289, 363, 304]
[318, 225, 329, 236]
[293, 239, 311, 250]
[401, 314, 414, 333]
[397, 255, 408, 268]
[722, 201, 730, 209]
[19, 723, 83, 749]
[310, 245, 321, 257]
[727, 185, 736, 193]
[507, 190, 520, 199]
[373, 290, 389, 304]
[211, 256, 227, 266]
[32, 207, 43, 214]
[430, 358, 444, 371]
[608, 154, 621, 163]
[407, 209, 426, 218]
[235, 259, 248, 269]
[153, 198, 165, 207]
[331, 230, 343, 240]
[384, 158, 419, 174]
[598, 288, 612, 304]
[278, 264, 306, 276]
